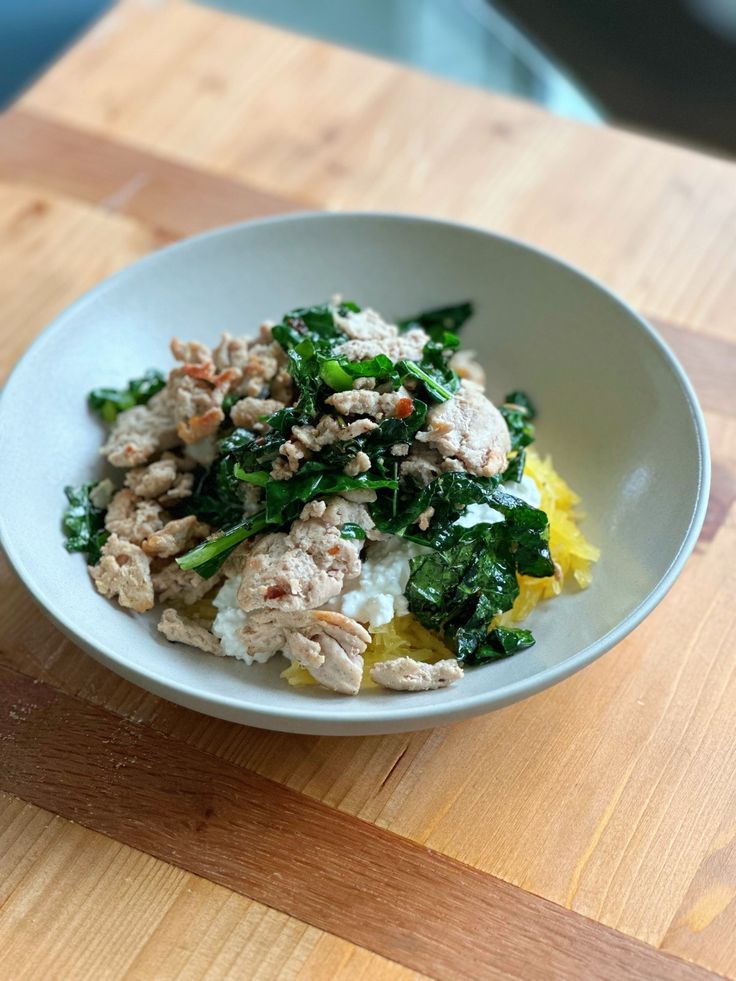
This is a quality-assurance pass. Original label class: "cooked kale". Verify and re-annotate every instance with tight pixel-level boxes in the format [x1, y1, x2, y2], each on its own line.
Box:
[340, 523, 367, 540]
[500, 389, 537, 483]
[320, 354, 399, 392]
[398, 301, 474, 341]
[242, 462, 398, 525]
[405, 498, 552, 664]
[176, 511, 269, 578]
[62, 482, 109, 564]
[88, 369, 166, 423]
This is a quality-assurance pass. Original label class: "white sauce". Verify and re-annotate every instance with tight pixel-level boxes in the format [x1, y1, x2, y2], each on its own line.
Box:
[210, 474, 542, 660]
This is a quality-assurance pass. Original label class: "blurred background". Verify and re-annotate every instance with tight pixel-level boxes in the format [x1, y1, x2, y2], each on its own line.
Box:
[1, 0, 735, 156]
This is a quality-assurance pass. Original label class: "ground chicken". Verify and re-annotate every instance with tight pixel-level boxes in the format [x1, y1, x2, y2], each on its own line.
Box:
[142, 515, 210, 558]
[286, 610, 370, 695]
[230, 396, 285, 431]
[125, 456, 179, 499]
[326, 388, 409, 420]
[333, 308, 429, 362]
[89, 534, 154, 612]
[291, 416, 377, 451]
[101, 389, 179, 468]
[417, 380, 510, 477]
[344, 451, 371, 476]
[237, 497, 373, 612]
[152, 562, 221, 605]
[449, 349, 486, 387]
[167, 370, 225, 444]
[105, 490, 166, 545]
[157, 608, 221, 655]
[371, 657, 464, 691]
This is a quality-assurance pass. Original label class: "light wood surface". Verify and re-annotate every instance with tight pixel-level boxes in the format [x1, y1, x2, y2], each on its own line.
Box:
[0, 1, 735, 978]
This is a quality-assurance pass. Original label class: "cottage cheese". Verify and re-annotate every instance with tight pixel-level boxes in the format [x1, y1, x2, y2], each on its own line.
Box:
[211, 474, 542, 656]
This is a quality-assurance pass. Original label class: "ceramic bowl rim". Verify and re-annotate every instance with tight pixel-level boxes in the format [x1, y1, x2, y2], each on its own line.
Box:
[0, 210, 711, 728]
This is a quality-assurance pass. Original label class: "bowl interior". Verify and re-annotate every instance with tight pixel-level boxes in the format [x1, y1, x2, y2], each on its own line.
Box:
[0, 214, 707, 734]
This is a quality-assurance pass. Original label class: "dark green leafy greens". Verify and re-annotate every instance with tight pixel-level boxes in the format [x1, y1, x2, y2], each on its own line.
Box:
[500, 390, 537, 483]
[88, 369, 166, 423]
[62, 482, 109, 564]
[405, 496, 553, 665]
[398, 302, 474, 341]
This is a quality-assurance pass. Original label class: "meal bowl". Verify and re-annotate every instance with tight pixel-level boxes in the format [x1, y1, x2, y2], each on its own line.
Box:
[0, 213, 709, 734]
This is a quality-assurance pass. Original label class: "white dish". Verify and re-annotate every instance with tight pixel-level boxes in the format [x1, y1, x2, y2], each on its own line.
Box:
[0, 213, 709, 734]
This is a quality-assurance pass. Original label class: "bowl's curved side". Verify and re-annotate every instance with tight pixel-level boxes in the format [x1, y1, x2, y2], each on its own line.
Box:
[0, 212, 710, 734]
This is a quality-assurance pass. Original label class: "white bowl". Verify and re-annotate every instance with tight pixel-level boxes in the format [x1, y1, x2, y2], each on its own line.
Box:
[0, 213, 709, 734]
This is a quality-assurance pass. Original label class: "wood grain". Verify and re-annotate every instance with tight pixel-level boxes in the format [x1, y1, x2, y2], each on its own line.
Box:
[0, 108, 303, 239]
[0, 667, 720, 981]
[0, 794, 419, 981]
[22, 0, 736, 342]
[0, 0, 735, 975]
[0, 182, 158, 384]
[0, 159, 734, 976]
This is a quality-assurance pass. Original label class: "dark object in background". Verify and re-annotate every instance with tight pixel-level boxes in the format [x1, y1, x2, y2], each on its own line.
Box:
[0, 0, 111, 107]
[495, 0, 736, 156]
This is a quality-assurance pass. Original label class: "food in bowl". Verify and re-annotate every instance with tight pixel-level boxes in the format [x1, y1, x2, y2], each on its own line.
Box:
[62, 298, 598, 695]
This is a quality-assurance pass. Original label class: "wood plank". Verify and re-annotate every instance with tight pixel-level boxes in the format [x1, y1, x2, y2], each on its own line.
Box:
[0, 794, 418, 981]
[21, 0, 736, 342]
[0, 183, 159, 384]
[0, 108, 303, 239]
[0, 668, 719, 981]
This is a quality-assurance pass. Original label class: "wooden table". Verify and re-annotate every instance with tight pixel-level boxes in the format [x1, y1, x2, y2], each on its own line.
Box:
[1, 2, 735, 977]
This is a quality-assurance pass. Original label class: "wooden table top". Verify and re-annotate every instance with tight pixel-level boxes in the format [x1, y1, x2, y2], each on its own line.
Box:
[1, 2, 735, 977]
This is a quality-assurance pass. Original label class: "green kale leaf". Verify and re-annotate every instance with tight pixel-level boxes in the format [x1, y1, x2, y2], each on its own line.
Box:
[398, 301, 474, 341]
[88, 369, 166, 423]
[62, 482, 109, 564]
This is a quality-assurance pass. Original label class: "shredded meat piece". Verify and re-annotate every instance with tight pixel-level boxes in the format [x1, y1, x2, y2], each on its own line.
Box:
[450, 349, 486, 387]
[286, 611, 370, 695]
[332, 308, 429, 363]
[371, 657, 464, 691]
[292, 416, 377, 451]
[399, 446, 443, 486]
[237, 497, 373, 612]
[391, 443, 410, 457]
[158, 472, 194, 507]
[142, 515, 210, 558]
[101, 389, 179, 468]
[125, 456, 178, 498]
[271, 439, 308, 480]
[334, 307, 398, 341]
[152, 562, 220, 605]
[417, 380, 510, 477]
[336, 328, 428, 363]
[212, 333, 252, 370]
[326, 388, 409, 420]
[171, 339, 212, 365]
[416, 506, 435, 531]
[157, 608, 221, 655]
[230, 396, 285, 430]
[236, 608, 290, 658]
[299, 500, 327, 520]
[168, 370, 225, 444]
[105, 490, 166, 544]
[214, 334, 285, 397]
[270, 367, 293, 404]
[344, 451, 371, 476]
[89, 534, 154, 612]
[240, 609, 369, 695]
